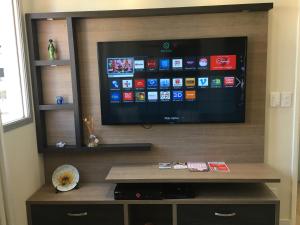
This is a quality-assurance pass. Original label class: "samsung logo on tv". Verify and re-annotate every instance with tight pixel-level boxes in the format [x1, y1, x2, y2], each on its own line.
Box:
[160, 42, 172, 53]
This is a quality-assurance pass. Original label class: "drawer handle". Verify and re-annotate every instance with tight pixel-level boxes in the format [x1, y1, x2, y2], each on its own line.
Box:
[67, 212, 88, 217]
[214, 212, 236, 217]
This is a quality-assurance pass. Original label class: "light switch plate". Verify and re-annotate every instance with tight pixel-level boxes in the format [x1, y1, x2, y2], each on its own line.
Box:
[270, 92, 280, 107]
[280, 92, 292, 107]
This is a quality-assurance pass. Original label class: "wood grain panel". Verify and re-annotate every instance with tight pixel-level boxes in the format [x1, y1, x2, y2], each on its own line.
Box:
[44, 11, 268, 183]
[45, 111, 76, 145]
[106, 164, 280, 183]
[36, 20, 69, 60]
[28, 183, 278, 204]
[41, 66, 73, 104]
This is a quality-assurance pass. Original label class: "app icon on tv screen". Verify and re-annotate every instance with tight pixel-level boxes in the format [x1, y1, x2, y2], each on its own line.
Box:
[110, 80, 120, 89]
[160, 91, 171, 101]
[211, 77, 222, 88]
[123, 91, 134, 101]
[224, 77, 235, 87]
[173, 91, 184, 101]
[172, 58, 183, 70]
[148, 91, 158, 102]
[110, 91, 121, 102]
[185, 78, 196, 87]
[184, 57, 196, 70]
[134, 79, 145, 89]
[173, 78, 183, 88]
[159, 59, 170, 71]
[198, 77, 209, 88]
[160, 79, 170, 89]
[147, 59, 158, 71]
[210, 55, 237, 70]
[147, 79, 158, 89]
[198, 57, 209, 70]
[185, 90, 196, 100]
[134, 59, 145, 71]
[135, 91, 145, 102]
[107, 58, 134, 77]
[122, 79, 133, 89]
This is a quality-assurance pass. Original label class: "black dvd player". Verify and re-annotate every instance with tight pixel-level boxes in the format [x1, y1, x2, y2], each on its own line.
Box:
[114, 183, 195, 200]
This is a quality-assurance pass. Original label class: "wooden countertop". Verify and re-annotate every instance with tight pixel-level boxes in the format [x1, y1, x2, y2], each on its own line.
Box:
[105, 163, 281, 183]
[27, 183, 278, 205]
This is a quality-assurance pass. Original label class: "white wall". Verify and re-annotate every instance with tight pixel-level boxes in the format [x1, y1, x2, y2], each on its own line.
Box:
[2, 123, 44, 225]
[21, 0, 300, 223]
[0, 1, 45, 225]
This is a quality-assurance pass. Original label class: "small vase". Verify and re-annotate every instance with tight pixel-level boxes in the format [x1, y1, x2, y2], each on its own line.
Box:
[87, 134, 99, 147]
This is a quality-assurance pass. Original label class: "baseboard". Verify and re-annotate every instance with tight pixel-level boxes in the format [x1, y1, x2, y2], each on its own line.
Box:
[280, 219, 291, 225]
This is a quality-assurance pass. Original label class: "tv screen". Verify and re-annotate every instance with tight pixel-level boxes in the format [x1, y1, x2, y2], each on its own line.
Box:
[98, 37, 247, 125]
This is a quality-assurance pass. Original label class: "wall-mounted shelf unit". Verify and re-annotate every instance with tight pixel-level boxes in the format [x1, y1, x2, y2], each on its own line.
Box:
[26, 16, 153, 153]
[26, 3, 273, 153]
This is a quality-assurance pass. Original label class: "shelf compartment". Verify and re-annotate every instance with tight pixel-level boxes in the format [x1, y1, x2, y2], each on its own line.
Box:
[39, 104, 74, 111]
[40, 66, 73, 105]
[35, 60, 70, 66]
[129, 204, 173, 225]
[45, 110, 76, 146]
[36, 19, 69, 60]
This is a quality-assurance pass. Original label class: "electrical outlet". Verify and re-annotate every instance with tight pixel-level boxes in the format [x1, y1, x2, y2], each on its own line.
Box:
[280, 92, 292, 107]
[270, 92, 280, 107]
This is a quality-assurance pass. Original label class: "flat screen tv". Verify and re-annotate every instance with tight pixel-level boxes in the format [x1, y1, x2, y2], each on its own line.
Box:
[98, 37, 247, 125]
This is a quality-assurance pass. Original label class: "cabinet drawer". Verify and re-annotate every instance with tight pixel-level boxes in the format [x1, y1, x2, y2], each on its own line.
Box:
[30, 204, 124, 225]
[177, 204, 276, 225]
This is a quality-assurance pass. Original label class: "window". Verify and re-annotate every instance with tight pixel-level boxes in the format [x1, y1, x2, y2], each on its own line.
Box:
[0, 0, 31, 130]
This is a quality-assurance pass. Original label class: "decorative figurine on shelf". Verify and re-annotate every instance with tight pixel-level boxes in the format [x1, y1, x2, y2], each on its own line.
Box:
[48, 39, 57, 60]
[56, 96, 64, 105]
[83, 116, 100, 147]
[56, 141, 66, 148]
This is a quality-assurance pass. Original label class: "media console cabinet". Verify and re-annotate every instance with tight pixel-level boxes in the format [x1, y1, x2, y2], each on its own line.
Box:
[27, 163, 280, 225]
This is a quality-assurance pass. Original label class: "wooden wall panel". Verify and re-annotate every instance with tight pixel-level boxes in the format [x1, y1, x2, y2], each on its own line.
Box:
[45, 110, 76, 145]
[44, 11, 268, 183]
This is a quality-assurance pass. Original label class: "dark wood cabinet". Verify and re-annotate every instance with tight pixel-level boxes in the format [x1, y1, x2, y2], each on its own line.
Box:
[26, 183, 279, 225]
[30, 204, 124, 225]
[178, 204, 276, 225]
[128, 204, 173, 225]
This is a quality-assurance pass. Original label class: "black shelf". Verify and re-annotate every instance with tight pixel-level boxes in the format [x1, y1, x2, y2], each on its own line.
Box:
[27, 3, 273, 19]
[42, 143, 153, 152]
[34, 60, 71, 66]
[39, 104, 74, 111]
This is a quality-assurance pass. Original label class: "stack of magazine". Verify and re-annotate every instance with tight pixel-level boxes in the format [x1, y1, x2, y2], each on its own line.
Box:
[158, 162, 230, 172]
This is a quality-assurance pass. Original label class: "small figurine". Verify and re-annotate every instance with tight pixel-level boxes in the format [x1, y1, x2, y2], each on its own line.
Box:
[87, 134, 100, 148]
[56, 141, 66, 148]
[48, 39, 57, 60]
[56, 96, 64, 105]
[83, 116, 100, 147]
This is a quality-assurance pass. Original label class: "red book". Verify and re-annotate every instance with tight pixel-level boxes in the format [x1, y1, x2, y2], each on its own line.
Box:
[208, 162, 230, 172]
